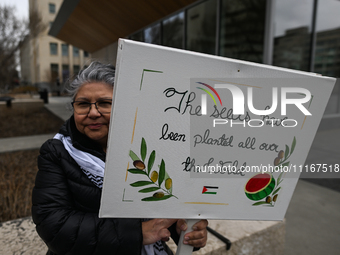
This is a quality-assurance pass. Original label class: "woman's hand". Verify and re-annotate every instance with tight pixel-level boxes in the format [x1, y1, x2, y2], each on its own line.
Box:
[176, 219, 208, 248]
[142, 219, 178, 245]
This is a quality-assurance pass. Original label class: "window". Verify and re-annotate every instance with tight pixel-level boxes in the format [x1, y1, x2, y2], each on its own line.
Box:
[50, 43, 58, 55]
[315, 0, 340, 78]
[50, 64, 59, 81]
[84, 51, 89, 57]
[163, 12, 184, 49]
[73, 65, 80, 76]
[144, 23, 161, 45]
[187, 0, 217, 55]
[273, 0, 313, 72]
[49, 3, 56, 14]
[220, 0, 266, 63]
[49, 21, 53, 28]
[62, 65, 69, 82]
[73, 46, 79, 57]
[130, 31, 144, 42]
[62, 44, 68, 56]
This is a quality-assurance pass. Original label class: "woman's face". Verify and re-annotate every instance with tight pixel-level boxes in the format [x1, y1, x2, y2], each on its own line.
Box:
[73, 82, 113, 150]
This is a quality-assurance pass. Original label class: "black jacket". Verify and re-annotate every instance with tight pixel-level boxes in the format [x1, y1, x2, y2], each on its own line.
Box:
[32, 116, 178, 254]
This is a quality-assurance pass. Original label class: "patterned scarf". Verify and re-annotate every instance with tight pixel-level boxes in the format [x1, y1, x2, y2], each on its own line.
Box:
[54, 133, 168, 255]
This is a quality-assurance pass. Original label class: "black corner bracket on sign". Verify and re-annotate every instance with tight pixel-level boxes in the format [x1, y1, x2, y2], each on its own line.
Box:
[206, 226, 232, 250]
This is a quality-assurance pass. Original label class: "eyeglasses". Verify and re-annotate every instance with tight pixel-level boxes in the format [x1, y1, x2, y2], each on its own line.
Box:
[72, 100, 112, 115]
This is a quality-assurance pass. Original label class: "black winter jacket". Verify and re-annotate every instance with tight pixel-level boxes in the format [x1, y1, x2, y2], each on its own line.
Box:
[32, 116, 178, 254]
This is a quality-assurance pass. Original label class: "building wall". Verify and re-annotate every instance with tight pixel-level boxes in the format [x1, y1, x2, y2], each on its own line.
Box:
[91, 0, 339, 115]
[20, 0, 91, 91]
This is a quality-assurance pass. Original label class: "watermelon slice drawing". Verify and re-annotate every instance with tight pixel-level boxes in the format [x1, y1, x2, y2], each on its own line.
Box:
[244, 173, 275, 201]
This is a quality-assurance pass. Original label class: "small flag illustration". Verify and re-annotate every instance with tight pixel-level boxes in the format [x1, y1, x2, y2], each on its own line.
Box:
[202, 186, 218, 195]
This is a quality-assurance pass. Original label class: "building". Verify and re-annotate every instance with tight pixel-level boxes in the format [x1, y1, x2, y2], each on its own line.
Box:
[20, 0, 91, 92]
[48, 0, 339, 115]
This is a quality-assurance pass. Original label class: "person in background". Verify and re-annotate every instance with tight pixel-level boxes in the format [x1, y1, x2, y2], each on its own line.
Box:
[32, 61, 208, 255]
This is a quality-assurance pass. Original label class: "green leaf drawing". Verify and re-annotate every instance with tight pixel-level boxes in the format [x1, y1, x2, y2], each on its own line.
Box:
[272, 187, 281, 196]
[159, 159, 165, 186]
[277, 172, 283, 184]
[128, 138, 177, 202]
[128, 169, 148, 175]
[281, 161, 290, 167]
[141, 195, 172, 202]
[130, 181, 154, 187]
[129, 150, 140, 162]
[285, 145, 289, 159]
[138, 187, 160, 193]
[147, 150, 156, 176]
[291, 136, 296, 155]
[252, 201, 271, 206]
[141, 138, 147, 162]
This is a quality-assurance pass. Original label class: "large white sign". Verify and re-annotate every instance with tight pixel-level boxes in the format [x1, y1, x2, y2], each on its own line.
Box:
[99, 39, 336, 220]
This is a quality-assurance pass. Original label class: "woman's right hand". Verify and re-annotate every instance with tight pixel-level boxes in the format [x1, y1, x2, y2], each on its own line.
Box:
[142, 219, 178, 245]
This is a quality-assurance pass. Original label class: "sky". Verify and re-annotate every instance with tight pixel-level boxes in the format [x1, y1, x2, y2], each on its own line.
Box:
[1, 0, 29, 19]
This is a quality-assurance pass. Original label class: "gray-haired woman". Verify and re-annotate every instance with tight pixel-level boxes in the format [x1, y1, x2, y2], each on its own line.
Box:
[32, 61, 208, 255]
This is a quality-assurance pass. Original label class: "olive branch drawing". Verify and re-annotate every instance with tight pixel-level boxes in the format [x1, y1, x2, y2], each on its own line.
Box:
[250, 136, 296, 207]
[128, 138, 178, 201]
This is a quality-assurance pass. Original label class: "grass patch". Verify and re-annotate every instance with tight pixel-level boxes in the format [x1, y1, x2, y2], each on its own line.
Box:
[0, 107, 64, 138]
[0, 149, 40, 222]
[0, 106, 65, 222]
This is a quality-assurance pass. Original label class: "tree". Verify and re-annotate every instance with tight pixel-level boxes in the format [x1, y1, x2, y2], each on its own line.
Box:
[0, 5, 28, 91]
[0, 5, 46, 92]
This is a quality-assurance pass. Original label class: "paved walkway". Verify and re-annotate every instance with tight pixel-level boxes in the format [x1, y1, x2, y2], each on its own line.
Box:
[0, 96, 339, 254]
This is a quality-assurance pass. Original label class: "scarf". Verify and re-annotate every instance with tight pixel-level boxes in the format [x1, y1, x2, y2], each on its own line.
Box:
[54, 133, 168, 255]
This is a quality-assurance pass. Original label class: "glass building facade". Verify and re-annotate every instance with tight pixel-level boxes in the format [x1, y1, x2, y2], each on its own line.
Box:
[128, 0, 340, 115]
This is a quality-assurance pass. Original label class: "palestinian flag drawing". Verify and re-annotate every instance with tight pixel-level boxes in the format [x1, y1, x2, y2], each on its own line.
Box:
[202, 186, 218, 195]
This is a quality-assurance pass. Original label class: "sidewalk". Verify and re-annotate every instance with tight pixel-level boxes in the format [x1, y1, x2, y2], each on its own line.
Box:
[0, 97, 72, 153]
[0, 96, 339, 254]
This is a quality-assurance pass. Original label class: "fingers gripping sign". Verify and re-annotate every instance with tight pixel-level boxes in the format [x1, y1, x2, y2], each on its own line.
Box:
[175, 219, 208, 255]
[142, 218, 178, 245]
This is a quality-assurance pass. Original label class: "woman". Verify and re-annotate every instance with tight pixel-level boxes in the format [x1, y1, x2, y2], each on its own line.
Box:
[32, 62, 208, 255]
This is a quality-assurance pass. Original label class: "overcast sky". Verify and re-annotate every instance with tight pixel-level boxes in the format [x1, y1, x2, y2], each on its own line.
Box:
[1, 0, 28, 19]
[2, 0, 340, 36]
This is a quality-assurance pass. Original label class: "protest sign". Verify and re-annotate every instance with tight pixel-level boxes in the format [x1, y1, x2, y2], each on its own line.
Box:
[99, 39, 336, 221]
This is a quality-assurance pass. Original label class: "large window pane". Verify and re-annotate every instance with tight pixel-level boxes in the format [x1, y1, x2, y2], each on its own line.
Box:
[187, 0, 217, 55]
[163, 12, 184, 49]
[315, 0, 340, 77]
[273, 0, 314, 71]
[315, 0, 340, 114]
[130, 31, 144, 42]
[144, 23, 161, 45]
[219, 0, 266, 63]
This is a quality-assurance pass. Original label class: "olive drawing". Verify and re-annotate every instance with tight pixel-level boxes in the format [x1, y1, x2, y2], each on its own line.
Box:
[151, 171, 158, 183]
[133, 160, 145, 170]
[266, 196, 272, 203]
[273, 194, 278, 202]
[165, 178, 172, 190]
[274, 157, 280, 166]
[153, 192, 164, 198]
[278, 150, 284, 159]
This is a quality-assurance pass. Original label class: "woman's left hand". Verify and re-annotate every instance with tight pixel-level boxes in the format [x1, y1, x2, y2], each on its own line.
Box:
[176, 219, 208, 248]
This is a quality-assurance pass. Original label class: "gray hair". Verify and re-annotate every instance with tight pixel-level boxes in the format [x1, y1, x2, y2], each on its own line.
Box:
[67, 61, 115, 101]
